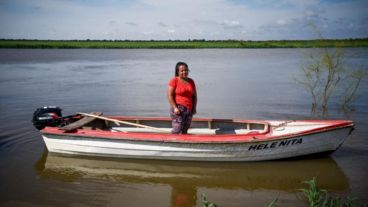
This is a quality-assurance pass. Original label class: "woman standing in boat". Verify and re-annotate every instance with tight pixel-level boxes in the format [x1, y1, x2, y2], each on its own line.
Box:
[167, 62, 197, 134]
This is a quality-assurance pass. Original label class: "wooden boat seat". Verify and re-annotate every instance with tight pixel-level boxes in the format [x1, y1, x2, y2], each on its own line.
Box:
[60, 112, 103, 131]
[111, 127, 258, 135]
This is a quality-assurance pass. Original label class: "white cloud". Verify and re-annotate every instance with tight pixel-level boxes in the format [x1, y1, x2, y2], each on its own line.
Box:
[276, 19, 287, 26]
[125, 22, 137, 26]
[220, 20, 243, 29]
[158, 22, 168, 27]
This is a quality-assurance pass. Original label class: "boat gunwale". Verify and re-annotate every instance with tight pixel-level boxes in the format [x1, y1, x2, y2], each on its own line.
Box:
[40, 119, 354, 144]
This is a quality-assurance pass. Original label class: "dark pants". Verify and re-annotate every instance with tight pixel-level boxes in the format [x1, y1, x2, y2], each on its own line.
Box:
[170, 105, 193, 134]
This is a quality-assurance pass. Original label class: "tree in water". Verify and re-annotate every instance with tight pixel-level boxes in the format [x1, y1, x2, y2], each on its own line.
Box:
[294, 26, 367, 115]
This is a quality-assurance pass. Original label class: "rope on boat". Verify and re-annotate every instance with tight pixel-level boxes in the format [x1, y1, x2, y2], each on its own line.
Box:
[271, 121, 328, 131]
[271, 120, 294, 130]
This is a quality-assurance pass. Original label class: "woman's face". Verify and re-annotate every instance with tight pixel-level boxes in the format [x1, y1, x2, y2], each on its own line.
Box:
[178, 65, 189, 79]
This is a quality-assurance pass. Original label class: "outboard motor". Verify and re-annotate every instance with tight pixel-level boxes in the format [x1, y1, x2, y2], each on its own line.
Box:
[32, 106, 63, 130]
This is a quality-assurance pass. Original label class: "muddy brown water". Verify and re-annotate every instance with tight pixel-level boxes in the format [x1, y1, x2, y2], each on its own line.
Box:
[0, 49, 367, 206]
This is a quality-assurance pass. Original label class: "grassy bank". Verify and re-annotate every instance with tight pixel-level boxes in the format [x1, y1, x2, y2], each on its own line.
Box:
[0, 39, 367, 49]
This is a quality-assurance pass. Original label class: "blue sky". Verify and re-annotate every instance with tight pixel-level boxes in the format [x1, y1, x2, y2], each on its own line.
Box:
[0, 0, 367, 40]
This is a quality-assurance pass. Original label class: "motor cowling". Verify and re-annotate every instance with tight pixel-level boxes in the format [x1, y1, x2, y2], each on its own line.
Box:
[32, 106, 63, 130]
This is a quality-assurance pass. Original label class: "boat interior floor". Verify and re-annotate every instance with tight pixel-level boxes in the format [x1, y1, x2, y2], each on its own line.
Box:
[67, 117, 268, 135]
[111, 127, 261, 135]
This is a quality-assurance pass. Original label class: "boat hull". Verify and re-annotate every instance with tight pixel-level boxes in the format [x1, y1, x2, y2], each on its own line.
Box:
[42, 126, 352, 161]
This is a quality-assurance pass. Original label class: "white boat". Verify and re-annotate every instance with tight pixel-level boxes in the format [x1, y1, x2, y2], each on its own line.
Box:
[32, 107, 354, 161]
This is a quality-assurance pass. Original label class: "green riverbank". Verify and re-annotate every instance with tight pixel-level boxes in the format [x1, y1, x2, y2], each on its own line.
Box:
[0, 39, 367, 49]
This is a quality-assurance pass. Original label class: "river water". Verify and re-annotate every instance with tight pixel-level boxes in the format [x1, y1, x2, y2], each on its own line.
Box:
[0, 48, 367, 206]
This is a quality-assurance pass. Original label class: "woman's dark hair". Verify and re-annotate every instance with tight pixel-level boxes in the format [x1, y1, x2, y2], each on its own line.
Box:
[175, 62, 189, 76]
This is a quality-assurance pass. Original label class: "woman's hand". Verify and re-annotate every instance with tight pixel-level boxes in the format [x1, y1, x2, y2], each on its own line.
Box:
[192, 108, 197, 115]
[174, 107, 180, 115]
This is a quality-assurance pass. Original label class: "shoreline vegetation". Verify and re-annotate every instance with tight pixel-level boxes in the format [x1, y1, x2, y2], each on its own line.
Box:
[202, 178, 367, 207]
[0, 38, 367, 49]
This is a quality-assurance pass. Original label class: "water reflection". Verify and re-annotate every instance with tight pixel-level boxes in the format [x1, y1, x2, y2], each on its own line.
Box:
[35, 150, 349, 206]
